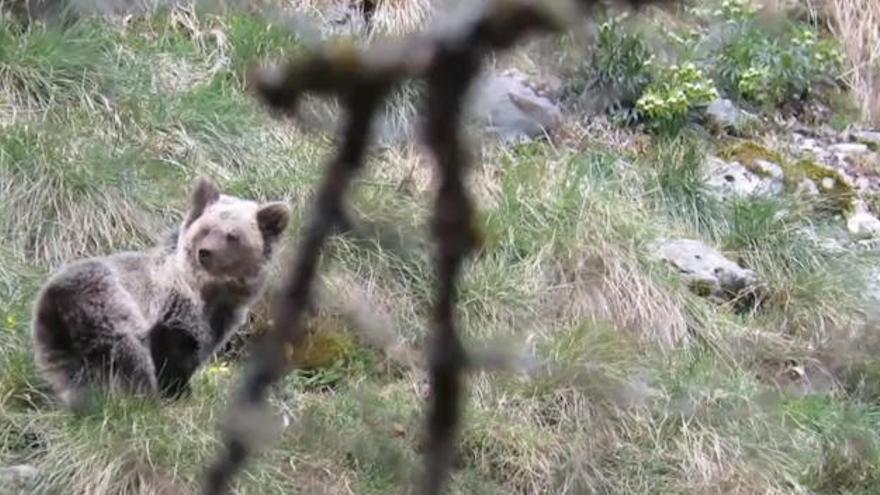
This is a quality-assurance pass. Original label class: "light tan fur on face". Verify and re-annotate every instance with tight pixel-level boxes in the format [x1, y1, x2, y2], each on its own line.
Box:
[175, 179, 290, 298]
[180, 197, 266, 278]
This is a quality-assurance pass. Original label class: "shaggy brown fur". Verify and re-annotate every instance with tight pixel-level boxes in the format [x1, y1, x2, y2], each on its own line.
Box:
[31, 177, 290, 409]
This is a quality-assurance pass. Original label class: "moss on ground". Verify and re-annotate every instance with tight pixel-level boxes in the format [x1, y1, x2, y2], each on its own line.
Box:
[718, 140, 786, 174]
[787, 158, 858, 213]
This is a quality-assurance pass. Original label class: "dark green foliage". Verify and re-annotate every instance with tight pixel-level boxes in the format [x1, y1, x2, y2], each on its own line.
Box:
[645, 136, 722, 234]
[566, 15, 655, 122]
[637, 62, 719, 135]
[713, 18, 845, 109]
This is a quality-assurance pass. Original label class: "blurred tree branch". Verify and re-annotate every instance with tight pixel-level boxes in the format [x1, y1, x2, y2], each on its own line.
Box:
[201, 1, 674, 494]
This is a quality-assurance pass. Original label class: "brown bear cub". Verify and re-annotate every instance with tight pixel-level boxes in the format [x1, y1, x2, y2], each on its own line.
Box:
[31, 177, 290, 409]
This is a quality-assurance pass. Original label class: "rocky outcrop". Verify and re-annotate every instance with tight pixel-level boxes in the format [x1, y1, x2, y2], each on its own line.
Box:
[651, 238, 758, 301]
[704, 156, 783, 199]
[471, 69, 563, 144]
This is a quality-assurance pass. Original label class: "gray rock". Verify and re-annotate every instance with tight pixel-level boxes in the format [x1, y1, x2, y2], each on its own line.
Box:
[471, 70, 563, 144]
[0, 465, 38, 491]
[796, 226, 850, 254]
[852, 130, 880, 149]
[703, 156, 782, 198]
[705, 98, 758, 134]
[752, 159, 784, 181]
[847, 202, 880, 240]
[855, 176, 872, 192]
[790, 133, 862, 169]
[793, 133, 824, 154]
[819, 176, 837, 191]
[796, 178, 820, 197]
[651, 238, 758, 300]
[829, 143, 870, 156]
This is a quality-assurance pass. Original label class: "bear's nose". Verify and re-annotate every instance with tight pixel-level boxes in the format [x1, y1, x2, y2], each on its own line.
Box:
[198, 249, 212, 265]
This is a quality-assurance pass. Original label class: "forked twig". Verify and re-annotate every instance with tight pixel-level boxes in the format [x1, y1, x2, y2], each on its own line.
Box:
[201, 1, 673, 494]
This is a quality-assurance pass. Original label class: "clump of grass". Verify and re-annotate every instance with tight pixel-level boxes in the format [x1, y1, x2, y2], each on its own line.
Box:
[458, 403, 566, 493]
[0, 113, 184, 265]
[0, 17, 116, 108]
[785, 396, 880, 493]
[368, 0, 433, 37]
[160, 75, 261, 136]
[720, 196, 795, 253]
[714, 192, 868, 340]
[224, 12, 303, 82]
[825, 0, 880, 125]
[284, 0, 433, 38]
[642, 135, 723, 235]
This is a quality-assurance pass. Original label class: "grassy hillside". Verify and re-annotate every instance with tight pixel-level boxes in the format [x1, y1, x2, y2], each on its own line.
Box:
[2, 1, 880, 494]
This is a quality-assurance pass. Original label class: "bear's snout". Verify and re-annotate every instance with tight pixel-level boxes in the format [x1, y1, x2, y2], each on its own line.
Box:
[198, 249, 212, 267]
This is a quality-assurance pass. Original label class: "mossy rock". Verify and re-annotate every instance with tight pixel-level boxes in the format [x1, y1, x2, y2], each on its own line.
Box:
[718, 141, 857, 214]
[689, 278, 714, 298]
[286, 313, 358, 369]
[718, 141, 786, 177]
[222, 298, 358, 368]
[783, 159, 857, 214]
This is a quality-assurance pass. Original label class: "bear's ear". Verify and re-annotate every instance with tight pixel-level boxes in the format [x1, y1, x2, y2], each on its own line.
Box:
[257, 202, 290, 242]
[184, 176, 221, 227]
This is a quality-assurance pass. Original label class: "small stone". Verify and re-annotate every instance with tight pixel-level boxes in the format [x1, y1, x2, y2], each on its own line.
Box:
[752, 159, 784, 180]
[794, 134, 822, 154]
[797, 226, 850, 254]
[847, 203, 880, 240]
[820, 177, 836, 191]
[705, 98, 759, 134]
[796, 178, 820, 197]
[867, 269, 880, 302]
[855, 176, 872, 191]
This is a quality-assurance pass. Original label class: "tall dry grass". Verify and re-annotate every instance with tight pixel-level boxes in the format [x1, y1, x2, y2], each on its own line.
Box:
[823, 0, 880, 125]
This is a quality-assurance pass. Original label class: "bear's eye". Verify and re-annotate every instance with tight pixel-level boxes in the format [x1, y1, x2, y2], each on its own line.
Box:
[226, 232, 240, 244]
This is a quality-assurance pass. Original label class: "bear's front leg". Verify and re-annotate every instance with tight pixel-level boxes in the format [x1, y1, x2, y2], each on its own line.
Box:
[148, 324, 200, 400]
[107, 334, 159, 396]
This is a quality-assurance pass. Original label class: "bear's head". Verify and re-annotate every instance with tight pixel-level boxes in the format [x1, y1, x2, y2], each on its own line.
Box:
[176, 177, 290, 288]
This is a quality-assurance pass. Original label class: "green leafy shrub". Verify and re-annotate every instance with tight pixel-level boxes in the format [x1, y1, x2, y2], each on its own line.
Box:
[567, 15, 655, 122]
[714, 9, 845, 108]
[636, 62, 718, 134]
[714, 0, 758, 22]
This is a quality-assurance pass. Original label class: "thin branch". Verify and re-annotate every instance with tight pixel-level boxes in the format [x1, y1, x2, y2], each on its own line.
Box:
[200, 1, 675, 494]
[201, 63, 394, 495]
